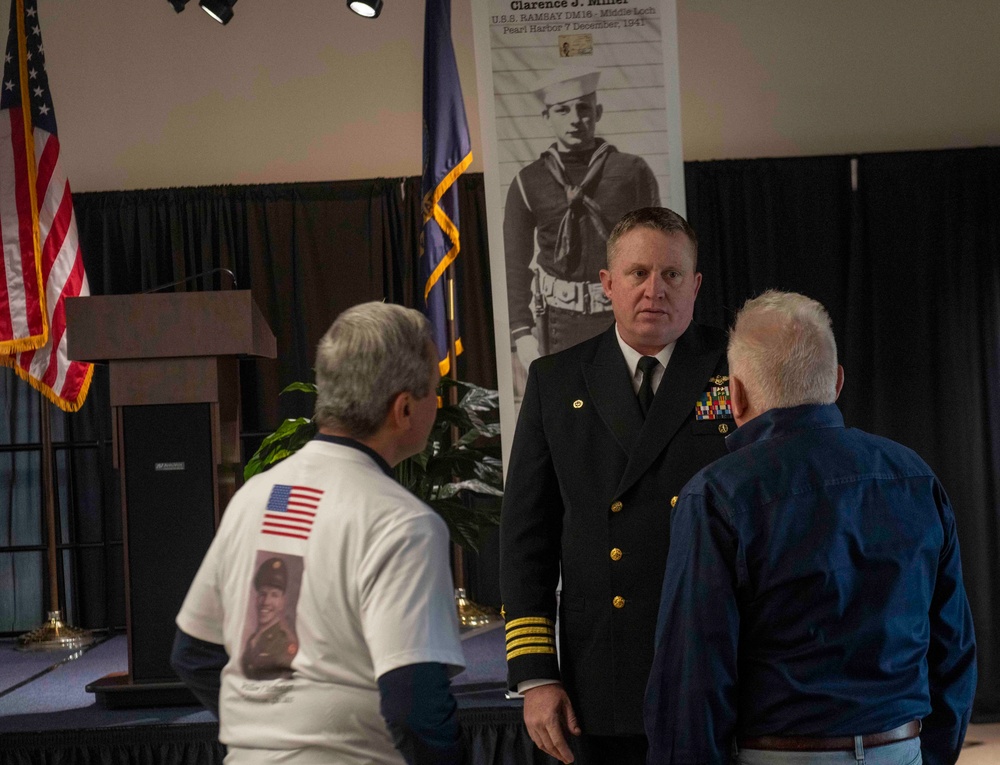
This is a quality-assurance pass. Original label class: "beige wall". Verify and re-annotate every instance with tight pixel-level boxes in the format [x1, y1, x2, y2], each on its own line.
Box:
[6, 0, 998, 192]
[677, 1, 1000, 160]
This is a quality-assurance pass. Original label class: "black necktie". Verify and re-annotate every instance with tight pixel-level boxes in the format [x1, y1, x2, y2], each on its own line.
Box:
[637, 356, 659, 417]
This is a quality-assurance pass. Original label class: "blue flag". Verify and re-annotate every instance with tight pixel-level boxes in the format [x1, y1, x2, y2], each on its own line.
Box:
[421, 0, 472, 377]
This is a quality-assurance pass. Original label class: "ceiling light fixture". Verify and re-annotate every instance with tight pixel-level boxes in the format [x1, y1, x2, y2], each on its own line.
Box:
[200, 0, 237, 25]
[347, 0, 383, 19]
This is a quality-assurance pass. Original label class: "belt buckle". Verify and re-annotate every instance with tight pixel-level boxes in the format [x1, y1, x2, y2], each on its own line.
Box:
[554, 279, 578, 309]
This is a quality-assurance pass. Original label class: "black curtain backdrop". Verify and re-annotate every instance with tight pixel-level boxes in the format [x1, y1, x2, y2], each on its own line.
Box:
[845, 149, 1000, 720]
[0, 148, 996, 719]
[685, 148, 1000, 719]
[685, 155, 854, 336]
[73, 178, 497, 433]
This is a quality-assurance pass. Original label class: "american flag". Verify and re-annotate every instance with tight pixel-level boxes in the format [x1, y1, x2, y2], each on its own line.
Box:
[0, 0, 92, 411]
[261, 484, 323, 541]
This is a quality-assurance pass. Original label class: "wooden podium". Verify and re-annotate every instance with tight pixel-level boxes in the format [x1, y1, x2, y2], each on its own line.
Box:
[66, 291, 276, 707]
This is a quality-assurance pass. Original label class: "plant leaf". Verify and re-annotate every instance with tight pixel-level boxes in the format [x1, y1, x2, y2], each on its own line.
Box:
[243, 417, 316, 481]
[281, 381, 318, 395]
[437, 479, 504, 499]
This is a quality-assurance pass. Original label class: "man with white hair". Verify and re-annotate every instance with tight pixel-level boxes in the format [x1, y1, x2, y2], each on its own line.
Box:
[644, 291, 977, 765]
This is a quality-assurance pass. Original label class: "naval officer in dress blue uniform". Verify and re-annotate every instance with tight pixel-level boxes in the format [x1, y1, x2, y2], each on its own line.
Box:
[501, 207, 736, 765]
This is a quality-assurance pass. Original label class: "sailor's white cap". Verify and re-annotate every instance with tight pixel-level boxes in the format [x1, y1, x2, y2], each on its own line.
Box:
[532, 65, 601, 108]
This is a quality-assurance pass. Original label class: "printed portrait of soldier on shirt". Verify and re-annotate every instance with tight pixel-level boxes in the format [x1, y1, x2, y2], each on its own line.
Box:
[240, 553, 303, 681]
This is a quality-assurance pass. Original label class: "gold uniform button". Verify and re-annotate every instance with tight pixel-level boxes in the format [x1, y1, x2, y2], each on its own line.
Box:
[610, 501, 623, 513]
[718, 423, 729, 434]
[573, 399, 584, 409]
[610, 547, 622, 561]
[613, 596, 625, 609]
[670, 496, 678, 508]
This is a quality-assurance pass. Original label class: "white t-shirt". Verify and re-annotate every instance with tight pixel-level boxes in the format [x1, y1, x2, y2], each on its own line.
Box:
[176, 439, 465, 764]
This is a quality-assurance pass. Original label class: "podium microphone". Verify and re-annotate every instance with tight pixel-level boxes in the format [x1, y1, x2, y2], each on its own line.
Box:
[142, 267, 238, 294]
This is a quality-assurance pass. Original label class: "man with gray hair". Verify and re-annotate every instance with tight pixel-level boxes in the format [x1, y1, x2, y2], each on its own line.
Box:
[644, 291, 977, 765]
[172, 301, 465, 765]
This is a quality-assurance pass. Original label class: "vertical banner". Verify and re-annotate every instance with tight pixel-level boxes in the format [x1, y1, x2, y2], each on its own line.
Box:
[471, 0, 686, 465]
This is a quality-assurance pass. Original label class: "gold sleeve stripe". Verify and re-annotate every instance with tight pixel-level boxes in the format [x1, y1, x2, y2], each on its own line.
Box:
[507, 645, 558, 660]
[506, 636, 556, 651]
[505, 616, 555, 630]
[505, 626, 553, 641]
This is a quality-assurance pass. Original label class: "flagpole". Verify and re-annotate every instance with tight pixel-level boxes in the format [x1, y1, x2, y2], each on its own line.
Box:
[17, 392, 93, 651]
[446, 265, 496, 628]
[445, 265, 464, 589]
[41, 397, 59, 612]
[421, 0, 492, 627]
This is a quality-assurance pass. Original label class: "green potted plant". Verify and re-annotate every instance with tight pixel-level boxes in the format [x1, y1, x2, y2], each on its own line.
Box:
[244, 378, 503, 552]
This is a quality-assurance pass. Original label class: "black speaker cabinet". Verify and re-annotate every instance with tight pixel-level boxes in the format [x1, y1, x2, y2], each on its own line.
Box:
[121, 403, 216, 683]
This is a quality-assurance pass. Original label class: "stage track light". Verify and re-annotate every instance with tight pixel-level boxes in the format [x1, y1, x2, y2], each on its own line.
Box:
[169, 0, 190, 12]
[200, 0, 237, 24]
[347, 0, 383, 19]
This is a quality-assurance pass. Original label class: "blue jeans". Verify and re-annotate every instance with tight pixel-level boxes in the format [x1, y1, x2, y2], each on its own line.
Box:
[735, 737, 921, 765]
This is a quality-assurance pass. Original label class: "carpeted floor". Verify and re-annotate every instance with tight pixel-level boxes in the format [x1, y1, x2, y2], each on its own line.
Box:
[959, 723, 1000, 764]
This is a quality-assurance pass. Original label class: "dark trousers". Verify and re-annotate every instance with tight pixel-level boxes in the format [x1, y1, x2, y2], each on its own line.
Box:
[570, 733, 648, 765]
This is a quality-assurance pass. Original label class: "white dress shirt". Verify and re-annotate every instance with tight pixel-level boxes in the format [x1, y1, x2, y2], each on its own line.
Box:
[614, 323, 675, 396]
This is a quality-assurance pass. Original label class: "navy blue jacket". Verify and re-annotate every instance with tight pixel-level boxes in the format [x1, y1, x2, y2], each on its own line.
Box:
[644, 404, 977, 765]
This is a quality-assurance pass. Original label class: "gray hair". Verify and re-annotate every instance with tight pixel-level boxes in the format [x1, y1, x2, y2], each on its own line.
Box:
[606, 207, 698, 269]
[728, 290, 839, 410]
[313, 302, 436, 438]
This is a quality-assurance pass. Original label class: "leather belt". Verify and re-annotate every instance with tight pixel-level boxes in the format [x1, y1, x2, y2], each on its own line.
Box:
[738, 720, 921, 752]
[535, 268, 612, 315]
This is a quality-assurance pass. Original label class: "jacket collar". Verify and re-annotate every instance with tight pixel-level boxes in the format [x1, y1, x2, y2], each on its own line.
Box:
[583, 322, 724, 497]
[726, 403, 844, 453]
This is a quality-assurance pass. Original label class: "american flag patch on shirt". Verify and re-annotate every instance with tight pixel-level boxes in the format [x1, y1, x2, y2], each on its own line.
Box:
[261, 485, 323, 541]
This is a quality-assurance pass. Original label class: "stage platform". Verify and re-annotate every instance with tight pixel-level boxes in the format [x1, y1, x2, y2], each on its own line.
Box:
[0, 622, 553, 765]
[3, 626, 998, 764]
